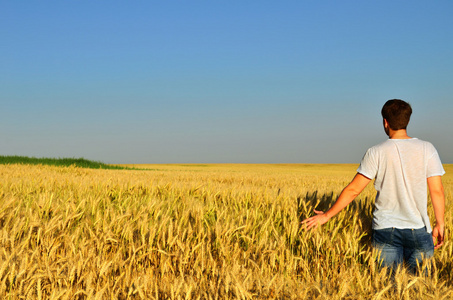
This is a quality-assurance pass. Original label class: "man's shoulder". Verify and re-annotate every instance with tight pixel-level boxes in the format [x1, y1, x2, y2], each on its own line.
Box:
[370, 138, 434, 148]
[368, 139, 393, 151]
[366, 138, 438, 156]
[403, 138, 437, 150]
[412, 138, 435, 147]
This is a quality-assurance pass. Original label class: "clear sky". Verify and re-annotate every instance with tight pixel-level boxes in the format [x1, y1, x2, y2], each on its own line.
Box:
[1, 1, 452, 164]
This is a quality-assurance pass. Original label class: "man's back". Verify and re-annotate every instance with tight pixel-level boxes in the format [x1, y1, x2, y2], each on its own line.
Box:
[358, 138, 445, 231]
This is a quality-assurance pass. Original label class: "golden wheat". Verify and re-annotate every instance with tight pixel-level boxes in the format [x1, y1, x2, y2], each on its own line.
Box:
[0, 163, 451, 299]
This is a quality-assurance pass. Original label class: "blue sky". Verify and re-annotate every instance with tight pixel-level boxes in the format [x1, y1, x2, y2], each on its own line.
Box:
[1, 1, 452, 163]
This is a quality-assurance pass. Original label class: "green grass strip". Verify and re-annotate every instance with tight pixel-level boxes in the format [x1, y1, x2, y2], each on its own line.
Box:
[0, 155, 131, 170]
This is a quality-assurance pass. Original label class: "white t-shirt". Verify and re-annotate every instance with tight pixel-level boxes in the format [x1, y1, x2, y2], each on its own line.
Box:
[357, 138, 445, 232]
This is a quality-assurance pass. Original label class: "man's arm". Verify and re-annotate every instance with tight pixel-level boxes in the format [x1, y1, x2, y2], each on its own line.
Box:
[302, 173, 372, 230]
[427, 175, 445, 249]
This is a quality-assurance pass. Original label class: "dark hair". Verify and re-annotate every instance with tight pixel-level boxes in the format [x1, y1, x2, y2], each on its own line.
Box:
[381, 99, 412, 130]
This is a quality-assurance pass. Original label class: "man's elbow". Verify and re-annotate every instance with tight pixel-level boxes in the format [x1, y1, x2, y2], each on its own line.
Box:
[430, 184, 445, 200]
[428, 176, 444, 195]
[431, 188, 445, 201]
[343, 185, 361, 200]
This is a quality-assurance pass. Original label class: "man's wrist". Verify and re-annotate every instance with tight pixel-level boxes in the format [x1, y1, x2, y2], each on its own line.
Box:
[435, 222, 445, 228]
[324, 211, 333, 220]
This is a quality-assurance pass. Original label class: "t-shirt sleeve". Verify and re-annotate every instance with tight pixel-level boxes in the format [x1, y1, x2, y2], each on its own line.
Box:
[426, 144, 445, 177]
[357, 147, 378, 180]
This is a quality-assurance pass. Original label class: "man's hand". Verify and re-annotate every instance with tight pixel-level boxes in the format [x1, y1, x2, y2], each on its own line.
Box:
[427, 176, 445, 250]
[300, 173, 371, 231]
[432, 224, 445, 249]
[301, 209, 330, 230]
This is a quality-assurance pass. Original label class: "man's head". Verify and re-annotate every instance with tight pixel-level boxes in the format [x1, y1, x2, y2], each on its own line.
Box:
[381, 99, 412, 131]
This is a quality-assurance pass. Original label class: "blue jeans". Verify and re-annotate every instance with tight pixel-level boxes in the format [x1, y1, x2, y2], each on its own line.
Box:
[372, 227, 434, 274]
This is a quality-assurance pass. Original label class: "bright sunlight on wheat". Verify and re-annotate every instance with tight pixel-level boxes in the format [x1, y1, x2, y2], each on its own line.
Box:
[0, 163, 451, 299]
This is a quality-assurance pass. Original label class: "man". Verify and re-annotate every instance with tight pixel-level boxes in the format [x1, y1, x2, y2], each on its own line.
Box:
[302, 99, 445, 273]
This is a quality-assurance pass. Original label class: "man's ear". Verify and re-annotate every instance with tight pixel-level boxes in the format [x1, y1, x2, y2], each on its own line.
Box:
[383, 118, 390, 136]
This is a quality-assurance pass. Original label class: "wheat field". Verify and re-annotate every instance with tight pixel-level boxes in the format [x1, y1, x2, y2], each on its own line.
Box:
[0, 163, 451, 299]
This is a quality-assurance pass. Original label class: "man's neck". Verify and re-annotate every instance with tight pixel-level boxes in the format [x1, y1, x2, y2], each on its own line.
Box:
[388, 129, 411, 139]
